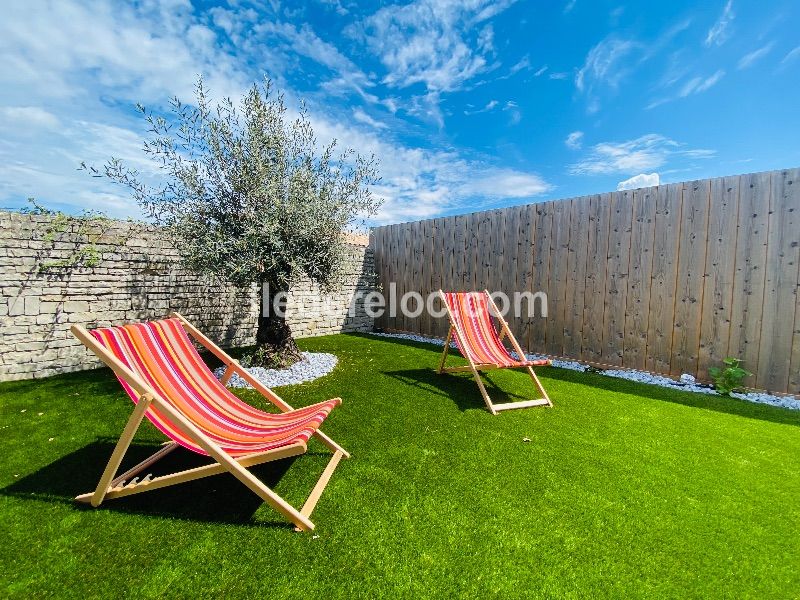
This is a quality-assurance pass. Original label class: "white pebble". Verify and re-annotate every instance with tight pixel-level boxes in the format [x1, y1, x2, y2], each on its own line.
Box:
[215, 352, 338, 389]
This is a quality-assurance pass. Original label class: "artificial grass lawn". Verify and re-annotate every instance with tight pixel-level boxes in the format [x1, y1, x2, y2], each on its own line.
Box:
[1, 334, 799, 598]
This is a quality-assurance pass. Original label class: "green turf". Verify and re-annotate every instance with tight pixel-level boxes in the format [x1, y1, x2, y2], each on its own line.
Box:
[1, 333, 799, 598]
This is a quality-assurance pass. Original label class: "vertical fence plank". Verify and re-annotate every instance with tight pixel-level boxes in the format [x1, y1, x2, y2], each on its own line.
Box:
[491, 209, 507, 295]
[646, 183, 682, 374]
[698, 176, 740, 379]
[503, 206, 524, 343]
[602, 190, 634, 366]
[384, 225, 396, 331]
[418, 219, 432, 335]
[529, 202, 553, 352]
[728, 171, 771, 379]
[400, 223, 413, 332]
[563, 196, 591, 358]
[430, 218, 445, 337]
[757, 168, 800, 391]
[623, 186, 657, 370]
[582, 194, 611, 363]
[546, 198, 572, 356]
[371, 227, 382, 330]
[672, 180, 711, 376]
[517, 204, 537, 350]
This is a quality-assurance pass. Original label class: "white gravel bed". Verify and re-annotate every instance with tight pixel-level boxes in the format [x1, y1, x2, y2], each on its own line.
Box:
[214, 352, 338, 388]
[368, 331, 800, 411]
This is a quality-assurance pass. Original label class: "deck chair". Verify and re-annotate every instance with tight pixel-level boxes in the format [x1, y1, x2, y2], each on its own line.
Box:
[438, 290, 552, 414]
[71, 312, 348, 531]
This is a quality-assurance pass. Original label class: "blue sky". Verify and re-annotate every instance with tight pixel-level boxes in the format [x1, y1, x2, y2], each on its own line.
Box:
[1, 0, 798, 224]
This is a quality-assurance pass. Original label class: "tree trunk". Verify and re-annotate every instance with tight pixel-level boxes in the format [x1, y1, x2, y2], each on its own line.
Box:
[249, 280, 303, 368]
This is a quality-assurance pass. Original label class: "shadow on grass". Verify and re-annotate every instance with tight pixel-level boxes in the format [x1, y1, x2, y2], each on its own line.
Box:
[0, 438, 300, 529]
[384, 367, 528, 412]
[542, 367, 800, 428]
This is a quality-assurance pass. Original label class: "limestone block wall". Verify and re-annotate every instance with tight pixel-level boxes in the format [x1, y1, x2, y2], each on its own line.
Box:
[0, 211, 374, 381]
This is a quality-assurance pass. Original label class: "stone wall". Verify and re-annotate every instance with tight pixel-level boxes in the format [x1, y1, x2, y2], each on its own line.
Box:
[0, 211, 374, 381]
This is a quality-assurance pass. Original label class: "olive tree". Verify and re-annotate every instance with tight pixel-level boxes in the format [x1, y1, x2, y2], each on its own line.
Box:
[89, 77, 381, 367]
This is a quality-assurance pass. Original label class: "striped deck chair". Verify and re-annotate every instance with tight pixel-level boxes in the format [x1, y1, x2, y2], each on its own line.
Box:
[71, 312, 348, 531]
[438, 290, 552, 414]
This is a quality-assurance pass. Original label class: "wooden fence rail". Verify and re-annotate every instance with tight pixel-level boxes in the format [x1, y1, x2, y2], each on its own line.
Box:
[371, 167, 800, 394]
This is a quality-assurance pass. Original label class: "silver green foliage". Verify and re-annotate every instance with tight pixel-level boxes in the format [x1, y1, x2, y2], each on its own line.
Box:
[87, 77, 381, 291]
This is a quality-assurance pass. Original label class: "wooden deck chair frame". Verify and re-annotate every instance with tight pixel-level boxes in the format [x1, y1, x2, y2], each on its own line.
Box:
[437, 290, 552, 415]
[71, 312, 349, 532]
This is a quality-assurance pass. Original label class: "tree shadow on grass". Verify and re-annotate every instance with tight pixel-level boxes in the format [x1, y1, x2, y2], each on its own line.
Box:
[384, 367, 528, 412]
[0, 438, 303, 529]
[542, 367, 800, 428]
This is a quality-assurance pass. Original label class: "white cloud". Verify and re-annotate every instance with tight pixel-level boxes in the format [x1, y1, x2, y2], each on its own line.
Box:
[617, 172, 660, 190]
[350, 0, 515, 94]
[679, 70, 725, 97]
[0, 106, 60, 129]
[464, 99, 499, 115]
[737, 43, 774, 69]
[782, 46, 800, 65]
[564, 0, 577, 14]
[576, 37, 638, 93]
[705, 1, 735, 47]
[503, 101, 521, 124]
[310, 110, 549, 223]
[650, 69, 725, 108]
[507, 55, 531, 76]
[0, 1, 248, 105]
[459, 169, 550, 198]
[534, 65, 548, 77]
[565, 131, 584, 150]
[569, 134, 714, 175]
[549, 72, 569, 80]
[352, 108, 388, 129]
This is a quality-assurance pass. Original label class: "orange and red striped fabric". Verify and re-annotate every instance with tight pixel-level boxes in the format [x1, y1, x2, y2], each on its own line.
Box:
[90, 318, 339, 457]
[442, 292, 550, 368]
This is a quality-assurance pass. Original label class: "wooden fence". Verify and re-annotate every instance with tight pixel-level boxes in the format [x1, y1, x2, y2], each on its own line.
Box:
[371, 167, 800, 394]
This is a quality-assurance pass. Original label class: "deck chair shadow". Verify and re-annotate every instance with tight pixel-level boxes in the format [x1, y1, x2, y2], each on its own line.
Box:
[437, 290, 553, 415]
[71, 312, 349, 532]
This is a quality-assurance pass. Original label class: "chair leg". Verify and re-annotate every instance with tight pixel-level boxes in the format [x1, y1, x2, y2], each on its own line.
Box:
[527, 366, 553, 407]
[88, 394, 153, 507]
[437, 327, 453, 374]
[469, 367, 497, 415]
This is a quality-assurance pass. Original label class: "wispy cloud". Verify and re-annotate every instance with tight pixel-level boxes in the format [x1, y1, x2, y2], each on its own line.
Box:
[508, 55, 531, 76]
[679, 70, 725, 96]
[576, 37, 637, 92]
[737, 43, 774, 69]
[705, 0, 735, 47]
[352, 108, 388, 129]
[575, 36, 639, 111]
[534, 65, 548, 77]
[565, 131, 584, 150]
[464, 99, 499, 115]
[256, 20, 378, 102]
[0, 106, 60, 129]
[648, 69, 725, 108]
[503, 100, 521, 124]
[349, 0, 515, 94]
[617, 172, 660, 190]
[564, 0, 577, 14]
[569, 134, 714, 175]
[782, 45, 800, 65]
